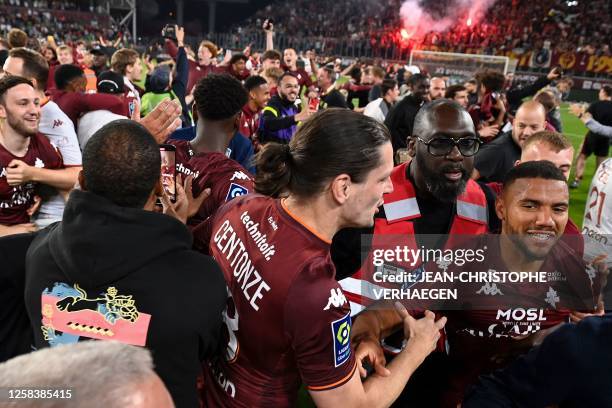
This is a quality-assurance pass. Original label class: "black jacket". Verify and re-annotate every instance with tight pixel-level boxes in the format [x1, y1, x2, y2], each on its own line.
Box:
[23, 190, 226, 408]
[384, 94, 424, 153]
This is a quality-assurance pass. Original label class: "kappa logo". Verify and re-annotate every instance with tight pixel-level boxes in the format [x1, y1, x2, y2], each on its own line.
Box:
[323, 288, 347, 311]
[34, 158, 45, 168]
[230, 171, 250, 181]
[225, 183, 248, 202]
[52, 119, 63, 128]
[476, 282, 503, 296]
[545, 287, 560, 308]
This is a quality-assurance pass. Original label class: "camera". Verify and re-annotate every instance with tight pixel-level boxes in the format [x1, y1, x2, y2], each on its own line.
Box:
[162, 24, 176, 41]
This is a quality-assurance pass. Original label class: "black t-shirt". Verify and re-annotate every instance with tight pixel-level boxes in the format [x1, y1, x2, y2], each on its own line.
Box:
[588, 100, 612, 126]
[474, 131, 521, 183]
[331, 163, 500, 280]
[321, 89, 348, 109]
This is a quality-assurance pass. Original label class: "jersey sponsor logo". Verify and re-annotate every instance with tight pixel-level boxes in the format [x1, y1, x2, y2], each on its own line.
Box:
[52, 119, 63, 128]
[0, 167, 5, 178]
[476, 282, 503, 296]
[240, 211, 276, 261]
[545, 287, 560, 308]
[226, 183, 249, 202]
[230, 171, 251, 181]
[324, 288, 347, 311]
[496, 308, 546, 322]
[34, 157, 45, 168]
[331, 313, 351, 367]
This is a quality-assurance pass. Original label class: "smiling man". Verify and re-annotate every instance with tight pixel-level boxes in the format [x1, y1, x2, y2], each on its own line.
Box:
[0, 76, 64, 236]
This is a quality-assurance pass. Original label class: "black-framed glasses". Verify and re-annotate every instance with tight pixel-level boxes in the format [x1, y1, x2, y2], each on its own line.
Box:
[416, 136, 482, 157]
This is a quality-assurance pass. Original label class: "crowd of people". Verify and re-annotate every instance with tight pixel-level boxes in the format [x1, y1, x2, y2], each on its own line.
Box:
[0, 1, 612, 408]
[231, 0, 610, 61]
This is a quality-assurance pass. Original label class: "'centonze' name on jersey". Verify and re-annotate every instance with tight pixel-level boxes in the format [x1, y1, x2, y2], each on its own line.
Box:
[214, 219, 271, 311]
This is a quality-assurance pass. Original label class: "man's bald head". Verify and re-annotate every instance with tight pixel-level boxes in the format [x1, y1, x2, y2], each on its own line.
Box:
[512, 100, 547, 148]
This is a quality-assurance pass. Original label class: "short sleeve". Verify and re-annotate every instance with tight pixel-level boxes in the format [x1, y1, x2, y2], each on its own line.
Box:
[210, 166, 254, 206]
[284, 257, 357, 391]
[47, 124, 82, 166]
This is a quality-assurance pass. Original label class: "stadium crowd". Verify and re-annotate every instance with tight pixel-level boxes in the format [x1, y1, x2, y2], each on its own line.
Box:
[0, 1, 612, 407]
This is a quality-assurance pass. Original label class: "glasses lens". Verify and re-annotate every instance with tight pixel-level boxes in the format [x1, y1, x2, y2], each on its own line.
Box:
[458, 139, 480, 156]
[428, 139, 454, 156]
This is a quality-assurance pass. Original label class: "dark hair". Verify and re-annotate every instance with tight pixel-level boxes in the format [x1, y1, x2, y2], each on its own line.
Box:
[255, 108, 390, 198]
[82, 120, 160, 208]
[54, 64, 84, 90]
[478, 70, 505, 93]
[381, 78, 398, 96]
[408, 73, 429, 88]
[193, 73, 248, 120]
[0, 75, 34, 103]
[261, 50, 281, 62]
[229, 53, 248, 65]
[445, 84, 467, 99]
[412, 98, 468, 138]
[244, 75, 267, 92]
[278, 71, 298, 84]
[502, 160, 566, 192]
[523, 130, 572, 152]
[602, 85, 612, 98]
[8, 48, 49, 90]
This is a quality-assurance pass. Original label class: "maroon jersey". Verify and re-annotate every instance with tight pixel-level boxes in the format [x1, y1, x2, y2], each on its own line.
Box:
[239, 104, 260, 141]
[282, 66, 314, 89]
[0, 133, 64, 225]
[437, 236, 595, 405]
[203, 195, 356, 407]
[49, 89, 127, 126]
[168, 140, 254, 227]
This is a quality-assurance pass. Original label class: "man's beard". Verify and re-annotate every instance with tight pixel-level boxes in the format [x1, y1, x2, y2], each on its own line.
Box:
[417, 159, 469, 203]
[6, 112, 38, 137]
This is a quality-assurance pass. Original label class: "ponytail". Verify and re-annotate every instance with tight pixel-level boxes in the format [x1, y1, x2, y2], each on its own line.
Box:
[254, 143, 293, 198]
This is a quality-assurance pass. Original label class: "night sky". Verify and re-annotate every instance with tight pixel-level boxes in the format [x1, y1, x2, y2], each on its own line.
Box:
[141, 0, 273, 36]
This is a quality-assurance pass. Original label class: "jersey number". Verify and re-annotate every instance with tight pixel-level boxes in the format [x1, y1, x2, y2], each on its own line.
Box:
[586, 186, 606, 228]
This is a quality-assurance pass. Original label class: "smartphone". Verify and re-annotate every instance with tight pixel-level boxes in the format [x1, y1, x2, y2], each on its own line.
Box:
[159, 144, 176, 203]
[308, 97, 320, 111]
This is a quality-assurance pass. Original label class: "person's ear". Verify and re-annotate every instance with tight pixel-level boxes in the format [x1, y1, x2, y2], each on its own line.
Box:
[514, 159, 521, 167]
[407, 136, 417, 157]
[330, 174, 351, 205]
[495, 195, 506, 222]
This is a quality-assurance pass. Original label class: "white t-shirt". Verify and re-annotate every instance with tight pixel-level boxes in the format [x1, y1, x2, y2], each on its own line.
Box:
[77, 110, 127, 150]
[35, 101, 82, 225]
[583, 158, 612, 268]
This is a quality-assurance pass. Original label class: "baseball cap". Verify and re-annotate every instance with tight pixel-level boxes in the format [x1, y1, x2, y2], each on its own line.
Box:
[97, 70, 124, 94]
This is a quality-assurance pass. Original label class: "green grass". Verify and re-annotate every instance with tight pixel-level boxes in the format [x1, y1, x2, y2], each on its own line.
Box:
[561, 103, 597, 228]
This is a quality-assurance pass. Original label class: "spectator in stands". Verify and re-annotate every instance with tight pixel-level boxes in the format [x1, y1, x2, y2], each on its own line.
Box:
[472, 100, 546, 182]
[0, 76, 64, 237]
[16, 119, 226, 408]
[4, 47, 81, 227]
[7, 28, 27, 49]
[111, 48, 143, 117]
[259, 72, 313, 144]
[429, 76, 447, 101]
[571, 85, 612, 189]
[240, 75, 270, 145]
[364, 78, 399, 123]
[167, 38, 218, 95]
[282, 48, 314, 91]
[384, 73, 430, 154]
[260, 49, 282, 72]
[317, 66, 348, 109]
[0, 342, 175, 408]
[50, 64, 126, 127]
